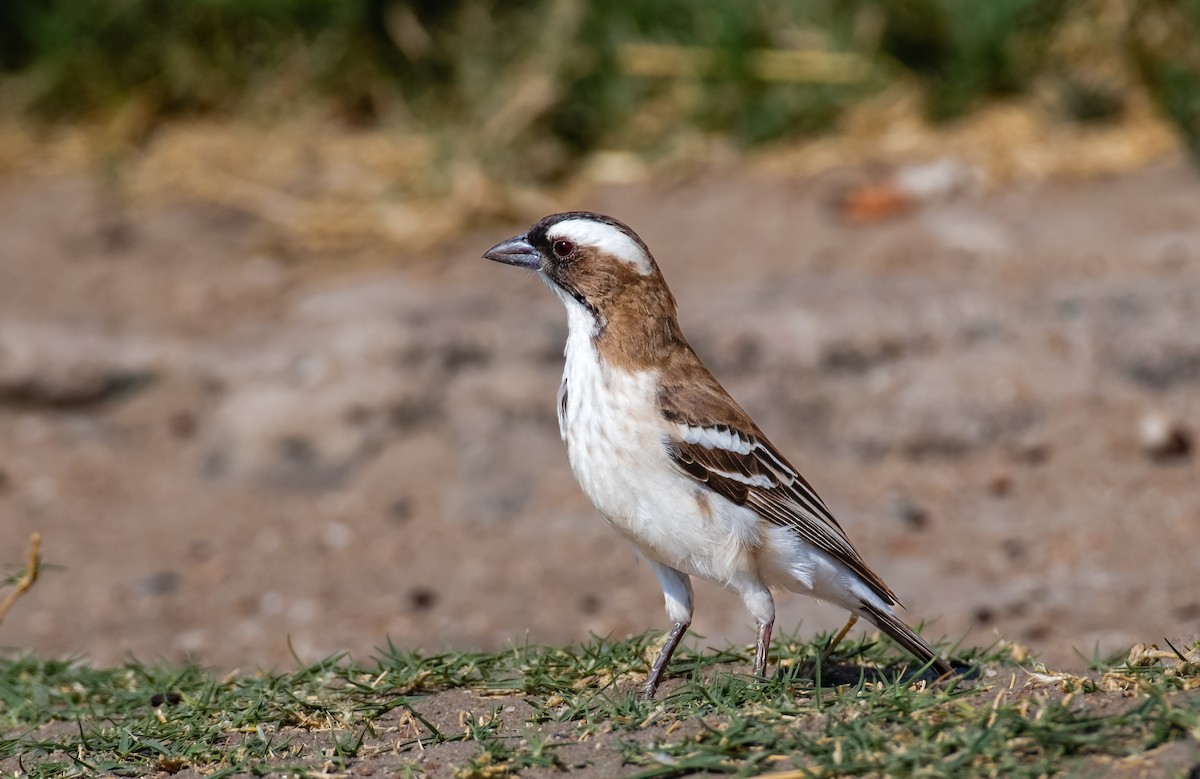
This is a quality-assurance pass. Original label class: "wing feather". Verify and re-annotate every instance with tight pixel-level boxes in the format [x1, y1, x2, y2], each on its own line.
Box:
[658, 368, 899, 605]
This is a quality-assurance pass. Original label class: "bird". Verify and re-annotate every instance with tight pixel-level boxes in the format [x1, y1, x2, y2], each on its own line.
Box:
[483, 211, 953, 697]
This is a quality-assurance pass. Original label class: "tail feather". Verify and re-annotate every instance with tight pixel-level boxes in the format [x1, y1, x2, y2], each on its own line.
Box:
[857, 600, 954, 677]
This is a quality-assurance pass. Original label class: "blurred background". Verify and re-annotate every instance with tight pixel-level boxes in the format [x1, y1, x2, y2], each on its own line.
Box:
[0, 0, 1198, 670]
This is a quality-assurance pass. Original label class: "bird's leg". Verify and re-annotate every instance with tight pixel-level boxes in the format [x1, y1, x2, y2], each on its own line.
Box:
[820, 613, 859, 666]
[736, 580, 777, 680]
[644, 620, 690, 698]
[753, 617, 774, 678]
[645, 562, 694, 698]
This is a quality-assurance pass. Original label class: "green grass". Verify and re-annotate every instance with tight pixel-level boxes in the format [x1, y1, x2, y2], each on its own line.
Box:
[2, 632, 1198, 777]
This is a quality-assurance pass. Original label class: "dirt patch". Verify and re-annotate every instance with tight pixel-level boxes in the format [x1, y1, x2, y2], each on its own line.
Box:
[1, 156, 1199, 681]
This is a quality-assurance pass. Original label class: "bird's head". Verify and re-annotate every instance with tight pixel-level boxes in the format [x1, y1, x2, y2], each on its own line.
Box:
[483, 211, 676, 325]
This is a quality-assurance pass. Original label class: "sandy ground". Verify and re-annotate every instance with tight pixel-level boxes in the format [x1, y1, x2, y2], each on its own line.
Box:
[1, 156, 1198, 677]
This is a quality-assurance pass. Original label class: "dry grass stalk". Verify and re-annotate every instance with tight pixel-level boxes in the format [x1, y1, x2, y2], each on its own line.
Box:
[621, 42, 872, 84]
[0, 532, 41, 627]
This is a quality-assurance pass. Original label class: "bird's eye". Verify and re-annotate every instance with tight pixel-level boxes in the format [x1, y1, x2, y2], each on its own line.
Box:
[552, 239, 574, 258]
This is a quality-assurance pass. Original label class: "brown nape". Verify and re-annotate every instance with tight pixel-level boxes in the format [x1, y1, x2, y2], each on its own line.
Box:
[563, 245, 687, 372]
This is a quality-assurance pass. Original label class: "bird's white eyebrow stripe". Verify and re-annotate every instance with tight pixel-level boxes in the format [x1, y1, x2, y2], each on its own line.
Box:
[548, 218, 652, 275]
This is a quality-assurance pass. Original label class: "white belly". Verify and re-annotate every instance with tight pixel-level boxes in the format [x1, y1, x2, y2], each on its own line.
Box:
[559, 333, 763, 585]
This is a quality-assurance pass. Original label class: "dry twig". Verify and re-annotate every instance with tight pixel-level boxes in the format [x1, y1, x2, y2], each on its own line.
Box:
[0, 532, 41, 626]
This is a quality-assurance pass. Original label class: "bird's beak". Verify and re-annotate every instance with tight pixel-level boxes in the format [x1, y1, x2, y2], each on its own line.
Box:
[483, 234, 542, 270]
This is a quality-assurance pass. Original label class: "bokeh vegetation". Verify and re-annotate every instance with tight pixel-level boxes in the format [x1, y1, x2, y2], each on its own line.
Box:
[0, 0, 1198, 179]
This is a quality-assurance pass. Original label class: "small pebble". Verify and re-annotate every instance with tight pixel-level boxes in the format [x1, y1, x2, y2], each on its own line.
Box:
[891, 494, 929, 531]
[169, 411, 197, 439]
[189, 540, 214, 562]
[321, 521, 354, 550]
[388, 497, 413, 524]
[135, 570, 181, 596]
[1174, 602, 1200, 620]
[1139, 412, 1193, 462]
[408, 588, 438, 611]
[1001, 538, 1028, 562]
[1010, 439, 1050, 465]
[987, 473, 1013, 497]
[1023, 623, 1051, 641]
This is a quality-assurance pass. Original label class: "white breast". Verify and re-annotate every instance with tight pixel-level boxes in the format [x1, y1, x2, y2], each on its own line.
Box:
[558, 302, 664, 527]
[554, 297, 763, 585]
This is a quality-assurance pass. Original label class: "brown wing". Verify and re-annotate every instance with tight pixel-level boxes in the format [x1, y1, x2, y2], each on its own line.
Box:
[658, 366, 899, 606]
